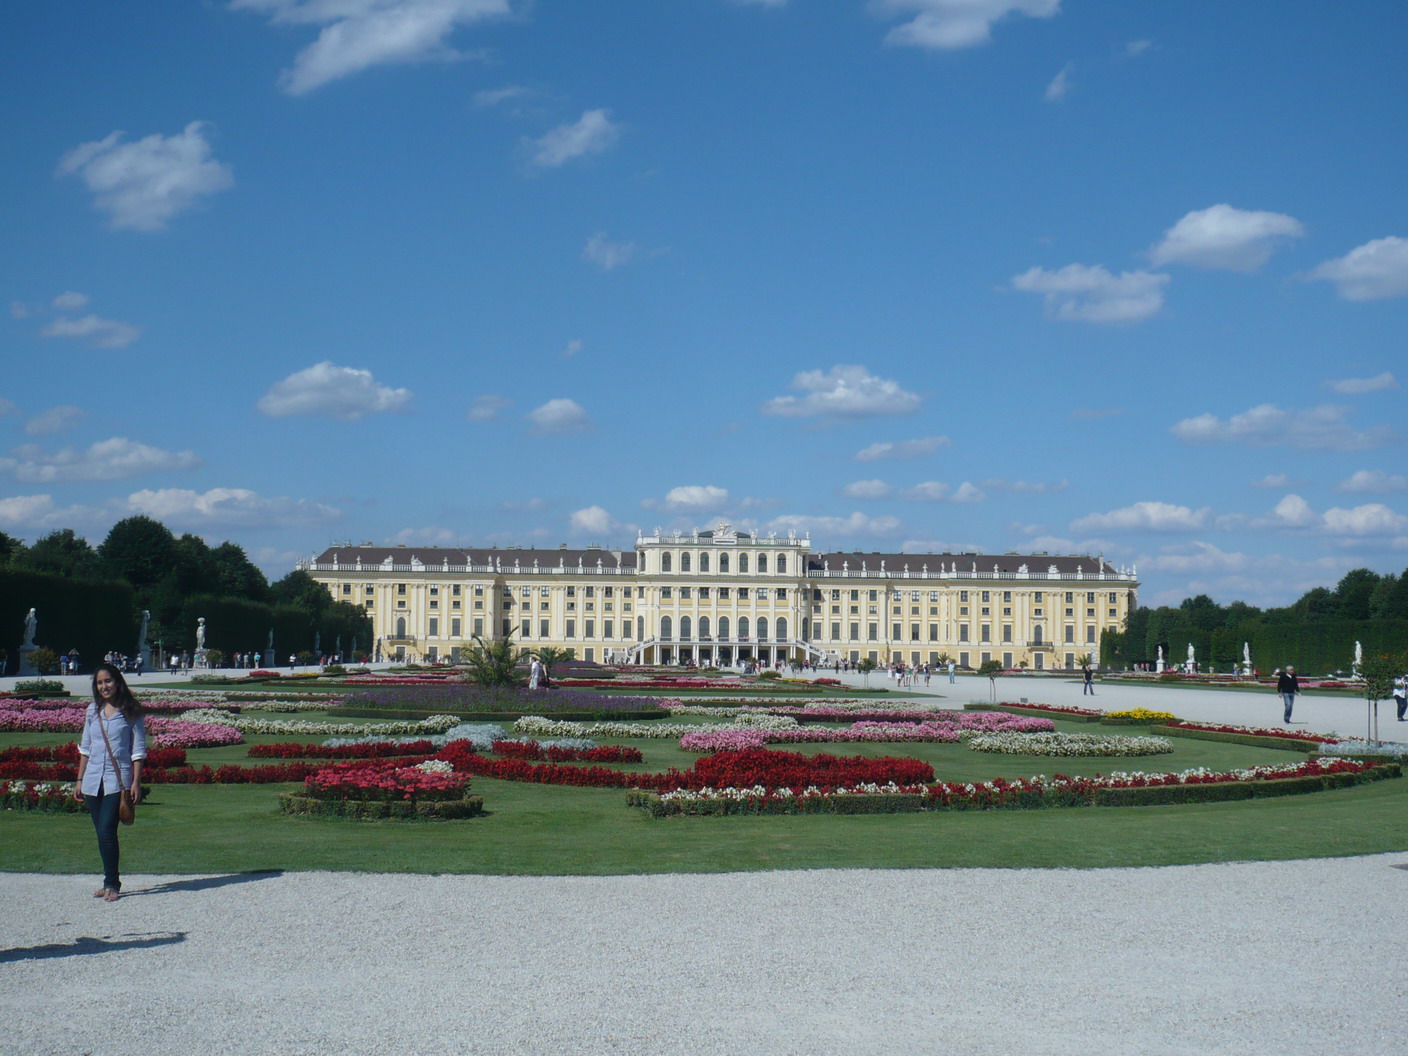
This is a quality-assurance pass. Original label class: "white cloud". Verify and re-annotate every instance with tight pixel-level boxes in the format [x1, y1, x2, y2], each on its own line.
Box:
[529, 109, 621, 169]
[10, 302, 29, 319]
[1170, 403, 1393, 451]
[1071, 501, 1211, 533]
[472, 84, 530, 109]
[1327, 371, 1398, 395]
[231, 0, 510, 95]
[1140, 541, 1248, 575]
[1044, 63, 1072, 101]
[763, 364, 921, 419]
[1307, 236, 1408, 301]
[527, 398, 590, 434]
[25, 405, 87, 437]
[126, 487, 341, 528]
[855, 436, 950, 461]
[582, 232, 637, 270]
[1322, 503, 1408, 537]
[898, 481, 986, 503]
[258, 362, 411, 420]
[0, 438, 201, 483]
[569, 504, 632, 537]
[841, 479, 894, 499]
[57, 121, 234, 231]
[562, 339, 582, 358]
[51, 291, 90, 311]
[40, 313, 141, 349]
[649, 485, 731, 511]
[1011, 263, 1168, 323]
[1125, 39, 1152, 57]
[766, 511, 902, 537]
[879, 0, 1061, 50]
[1337, 469, 1408, 494]
[981, 477, 1069, 494]
[1259, 494, 1319, 529]
[467, 394, 511, 421]
[1149, 204, 1304, 272]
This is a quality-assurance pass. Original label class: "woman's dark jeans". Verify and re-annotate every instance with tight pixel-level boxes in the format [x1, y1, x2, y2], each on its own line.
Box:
[84, 790, 122, 892]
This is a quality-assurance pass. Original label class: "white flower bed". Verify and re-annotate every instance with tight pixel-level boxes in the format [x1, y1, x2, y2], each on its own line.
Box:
[514, 714, 801, 740]
[1318, 739, 1408, 758]
[173, 707, 462, 737]
[967, 732, 1174, 757]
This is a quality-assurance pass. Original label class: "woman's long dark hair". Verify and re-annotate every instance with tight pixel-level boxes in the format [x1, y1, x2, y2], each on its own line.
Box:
[92, 662, 144, 720]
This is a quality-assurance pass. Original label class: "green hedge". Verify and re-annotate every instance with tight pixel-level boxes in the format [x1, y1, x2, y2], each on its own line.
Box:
[626, 791, 930, 818]
[1092, 764, 1399, 806]
[278, 793, 484, 820]
[1, 569, 135, 672]
[1150, 725, 1324, 753]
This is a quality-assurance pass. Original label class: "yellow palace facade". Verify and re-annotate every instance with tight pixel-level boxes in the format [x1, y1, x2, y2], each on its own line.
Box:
[300, 523, 1138, 670]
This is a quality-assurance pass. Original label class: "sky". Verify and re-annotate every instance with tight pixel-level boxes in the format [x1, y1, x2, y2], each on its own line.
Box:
[2, 0, 1405, 608]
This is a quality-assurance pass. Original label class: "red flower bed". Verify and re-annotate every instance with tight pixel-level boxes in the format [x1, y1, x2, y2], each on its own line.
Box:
[490, 740, 643, 763]
[304, 766, 470, 802]
[248, 740, 437, 759]
[996, 701, 1102, 717]
[0, 743, 186, 767]
[1163, 720, 1341, 744]
[432, 742, 932, 792]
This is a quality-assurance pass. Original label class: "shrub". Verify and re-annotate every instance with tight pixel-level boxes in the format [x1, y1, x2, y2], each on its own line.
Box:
[27, 648, 61, 675]
[14, 678, 65, 695]
[758, 670, 781, 680]
[278, 792, 483, 820]
[322, 665, 347, 676]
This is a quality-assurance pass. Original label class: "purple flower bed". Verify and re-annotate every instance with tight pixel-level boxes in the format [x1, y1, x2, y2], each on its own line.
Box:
[343, 683, 665, 716]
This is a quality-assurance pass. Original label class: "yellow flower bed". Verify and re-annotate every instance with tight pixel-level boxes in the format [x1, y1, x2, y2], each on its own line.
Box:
[1106, 707, 1177, 723]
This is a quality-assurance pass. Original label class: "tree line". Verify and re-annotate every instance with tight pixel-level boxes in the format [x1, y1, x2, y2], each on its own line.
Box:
[1, 517, 370, 669]
[1101, 566, 1408, 676]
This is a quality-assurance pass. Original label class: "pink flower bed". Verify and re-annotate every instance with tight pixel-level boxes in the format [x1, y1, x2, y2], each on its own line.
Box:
[304, 766, 470, 802]
[0, 707, 87, 732]
[144, 718, 244, 749]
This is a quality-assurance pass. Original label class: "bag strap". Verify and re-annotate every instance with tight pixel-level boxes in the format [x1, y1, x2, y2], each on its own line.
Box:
[96, 709, 126, 792]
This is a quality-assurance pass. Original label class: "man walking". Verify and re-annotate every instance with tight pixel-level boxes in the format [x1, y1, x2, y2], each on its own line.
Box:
[1278, 666, 1299, 723]
[1082, 663, 1095, 696]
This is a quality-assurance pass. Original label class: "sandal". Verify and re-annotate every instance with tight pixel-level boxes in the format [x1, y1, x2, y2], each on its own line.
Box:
[102, 890, 120, 902]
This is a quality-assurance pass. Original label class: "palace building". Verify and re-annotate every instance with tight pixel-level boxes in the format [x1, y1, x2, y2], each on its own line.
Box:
[299, 524, 1138, 670]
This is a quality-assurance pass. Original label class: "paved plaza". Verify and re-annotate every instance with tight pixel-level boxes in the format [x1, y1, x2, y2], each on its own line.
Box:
[3, 674, 1405, 1054]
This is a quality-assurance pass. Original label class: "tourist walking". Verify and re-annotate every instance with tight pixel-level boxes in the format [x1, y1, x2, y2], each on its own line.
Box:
[1278, 666, 1299, 723]
[72, 663, 146, 902]
[1082, 663, 1095, 696]
[1394, 673, 1407, 722]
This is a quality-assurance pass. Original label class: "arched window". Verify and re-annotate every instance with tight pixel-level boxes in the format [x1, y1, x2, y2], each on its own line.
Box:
[681, 552, 691, 572]
[680, 616, 692, 640]
[396, 616, 407, 637]
[661, 552, 672, 573]
[758, 554, 768, 574]
[719, 554, 729, 573]
[719, 616, 730, 639]
[776, 554, 787, 574]
[660, 615, 672, 640]
[739, 553, 749, 574]
[699, 553, 709, 572]
[1033, 625, 1044, 644]
[739, 616, 750, 639]
[801, 617, 809, 640]
[757, 617, 769, 641]
[699, 616, 711, 638]
[776, 617, 788, 641]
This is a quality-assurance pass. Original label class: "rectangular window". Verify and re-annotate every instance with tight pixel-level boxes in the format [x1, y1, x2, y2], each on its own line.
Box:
[501, 619, 511, 637]
[1065, 625, 1074, 643]
[566, 601, 576, 612]
[429, 586, 439, 596]
[868, 622, 878, 641]
[1109, 608, 1118, 617]
[637, 586, 645, 599]
[520, 586, 530, 597]
[959, 651, 969, 668]
[1065, 592, 1074, 603]
[452, 600, 461, 610]
[661, 587, 672, 599]
[1002, 607, 1010, 616]
[699, 587, 710, 599]
[1002, 591, 1011, 603]
[473, 617, 483, 636]
[869, 590, 878, 601]
[540, 602, 549, 611]
[566, 619, 576, 638]
[1002, 625, 1012, 643]
[928, 624, 938, 641]
[520, 619, 529, 637]
[776, 588, 786, 600]
[586, 619, 595, 638]
[586, 586, 595, 598]
[719, 587, 730, 599]
[605, 586, 614, 597]
[831, 590, 840, 601]
[1086, 626, 1096, 643]
[831, 622, 840, 639]
[1086, 592, 1095, 603]
[428, 617, 439, 636]
[850, 590, 859, 601]
[681, 587, 692, 599]
[366, 586, 374, 595]
[849, 622, 859, 640]
[1034, 591, 1043, 602]
[540, 619, 549, 637]
[910, 623, 919, 641]
[981, 624, 991, 642]
[738, 588, 749, 599]
[567, 586, 576, 597]
[429, 600, 438, 610]
[451, 618, 461, 637]
[397, 584, 406, 595]
[474, 585, 484, 597]
[341, 584, 351, 595]
[959, 626, 969, 642]
[604, 620, 613, 638]
[364, 600, 373, 610]
[452, 585, 461, 597]
[757, 587, 769, 600]
[892, 623, 901, 639]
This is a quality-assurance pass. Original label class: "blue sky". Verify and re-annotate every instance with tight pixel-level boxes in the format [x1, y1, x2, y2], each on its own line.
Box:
[2, 0, 1405, 607]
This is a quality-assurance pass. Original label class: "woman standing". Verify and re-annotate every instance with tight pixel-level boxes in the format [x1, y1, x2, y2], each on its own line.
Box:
[72, 663, 146, 902]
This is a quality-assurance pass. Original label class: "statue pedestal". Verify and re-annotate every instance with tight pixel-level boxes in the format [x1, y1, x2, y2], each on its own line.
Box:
[17, 644, 38, 676]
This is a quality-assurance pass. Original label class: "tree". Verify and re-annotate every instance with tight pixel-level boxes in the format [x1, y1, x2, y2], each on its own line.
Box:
[1358, 650, 1408, 743]
[856, 656, 877, 688]
[0, 531, 22, 566]
[172, 533, 222, 598]
[269, 570, 332, 613]
[462, 632, 525, 688]
[1334, 568, 1380, 621]
[98, 516, 177, 589]
[211, 542, 269, 602]
[16, 530, 102, 579]
[532, 646, 576, 683]
[977, 658, 1004, 702]
[1370, 571, 1408, 620]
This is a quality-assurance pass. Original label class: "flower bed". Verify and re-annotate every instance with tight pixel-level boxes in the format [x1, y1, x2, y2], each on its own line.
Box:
[277, 765, 483, 820]
[144, 717, 244, 749]
[629, 759, 1399, 816]
[249, 740, 439, 759]
[489, 740, 643, 764]
[513, 714, 802, 740]
[1101, 708, 1177, 725]
[967, 732, 1174, 757]
[3, 779, 88, 813]
[173, 708, 464, 737]
[964, 701, 1103, 722]
[1153, 721, 1337, 753]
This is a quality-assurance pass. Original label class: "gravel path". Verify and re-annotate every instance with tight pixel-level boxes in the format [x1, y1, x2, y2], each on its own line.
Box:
[4, 858, 1407, 1055]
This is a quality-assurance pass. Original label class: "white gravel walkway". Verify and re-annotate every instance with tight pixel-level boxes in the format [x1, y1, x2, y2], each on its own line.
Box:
[3, 858, 1407, 1055]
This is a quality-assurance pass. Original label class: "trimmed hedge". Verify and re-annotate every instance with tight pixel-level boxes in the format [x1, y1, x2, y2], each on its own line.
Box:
[1092, 763, 1399, 806]
[626, 790, 930, 818]
[277, 792, 484, 820]
[1151, 725, 1323, 753]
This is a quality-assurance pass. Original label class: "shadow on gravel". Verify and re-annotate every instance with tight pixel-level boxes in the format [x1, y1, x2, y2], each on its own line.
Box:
[0, 931, 185, 963]
[121, 870, 285, 898]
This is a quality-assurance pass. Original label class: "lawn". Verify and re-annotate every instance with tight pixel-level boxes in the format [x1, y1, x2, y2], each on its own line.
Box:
[5, 709, 1407, 875]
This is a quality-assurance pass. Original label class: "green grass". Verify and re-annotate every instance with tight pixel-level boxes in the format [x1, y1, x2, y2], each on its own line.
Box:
[5, 717, 1406, 876]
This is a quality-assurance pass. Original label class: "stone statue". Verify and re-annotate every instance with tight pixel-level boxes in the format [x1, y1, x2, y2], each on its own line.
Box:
[1187, 642, 1195, 663]
[1353, 640, 1363, 677]
[1243, 642, 1250, 665]
[1156, 644, 1164, 671]
[196, 617, 206, 650]
[23, 608, 37, 647]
